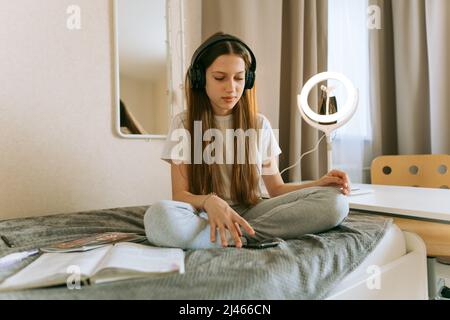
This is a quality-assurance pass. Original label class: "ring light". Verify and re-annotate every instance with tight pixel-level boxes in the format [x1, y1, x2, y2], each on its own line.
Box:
[297, 72, 359, 171]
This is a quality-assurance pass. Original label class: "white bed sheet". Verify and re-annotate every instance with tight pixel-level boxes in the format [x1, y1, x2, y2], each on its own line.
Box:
[328, 222, 406, 296]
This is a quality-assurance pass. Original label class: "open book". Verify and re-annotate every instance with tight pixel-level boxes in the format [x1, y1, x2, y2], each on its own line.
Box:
[0, 242, 184, 291]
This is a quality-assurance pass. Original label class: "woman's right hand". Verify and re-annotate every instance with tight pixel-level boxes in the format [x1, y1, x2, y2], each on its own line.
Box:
[203, 195, 255, 248]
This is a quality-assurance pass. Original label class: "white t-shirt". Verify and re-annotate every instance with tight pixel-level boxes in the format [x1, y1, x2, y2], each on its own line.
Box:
[161, 111, 282, 204]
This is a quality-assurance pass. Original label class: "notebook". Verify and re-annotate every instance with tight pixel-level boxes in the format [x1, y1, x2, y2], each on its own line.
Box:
[348, 187, 375, 196]
[0, 242, 184, 291]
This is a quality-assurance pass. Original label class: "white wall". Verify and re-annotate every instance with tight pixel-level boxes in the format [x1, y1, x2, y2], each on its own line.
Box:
[0, 0, 172, 220]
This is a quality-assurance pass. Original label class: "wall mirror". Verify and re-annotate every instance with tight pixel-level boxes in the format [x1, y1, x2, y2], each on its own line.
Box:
[113, 0, 185, 139]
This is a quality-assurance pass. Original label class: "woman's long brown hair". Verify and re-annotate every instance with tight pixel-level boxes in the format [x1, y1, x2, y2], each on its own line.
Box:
[185, 32, 260, 207]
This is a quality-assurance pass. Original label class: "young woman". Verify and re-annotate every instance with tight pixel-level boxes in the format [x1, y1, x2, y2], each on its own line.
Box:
[144, 32, 350, 249]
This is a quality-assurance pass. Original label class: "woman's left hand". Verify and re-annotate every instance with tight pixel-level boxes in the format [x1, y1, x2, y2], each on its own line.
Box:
[315, 170, 351, 195]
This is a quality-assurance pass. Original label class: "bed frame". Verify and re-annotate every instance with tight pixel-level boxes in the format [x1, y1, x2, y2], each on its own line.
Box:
[326, 231, 428, 300]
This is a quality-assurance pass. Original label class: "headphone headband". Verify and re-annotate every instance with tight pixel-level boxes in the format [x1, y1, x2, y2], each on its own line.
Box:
[190, 35, 257, 72]
[188, 34, 256, 90]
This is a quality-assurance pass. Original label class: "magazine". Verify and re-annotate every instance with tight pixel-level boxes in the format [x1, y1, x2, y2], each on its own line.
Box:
[40, 232, 147, 253]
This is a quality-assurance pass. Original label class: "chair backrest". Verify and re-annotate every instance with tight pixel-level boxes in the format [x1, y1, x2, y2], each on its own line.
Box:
[371, 154, 450, 189]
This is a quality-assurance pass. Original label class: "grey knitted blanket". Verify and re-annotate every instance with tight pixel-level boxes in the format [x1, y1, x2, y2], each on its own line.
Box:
[0, 206, 392, 300]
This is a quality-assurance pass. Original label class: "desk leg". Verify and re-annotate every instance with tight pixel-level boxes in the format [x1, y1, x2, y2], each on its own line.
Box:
[427, 257, 437, 300]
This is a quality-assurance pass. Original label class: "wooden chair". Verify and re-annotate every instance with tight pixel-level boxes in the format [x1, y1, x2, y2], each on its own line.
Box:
[371, 154, 450, 262]
[371, 154, 450, 189]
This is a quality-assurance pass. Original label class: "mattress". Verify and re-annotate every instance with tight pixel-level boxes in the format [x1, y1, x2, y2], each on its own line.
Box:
[327, 222, 406, 297]
[0, 207, 393, 299]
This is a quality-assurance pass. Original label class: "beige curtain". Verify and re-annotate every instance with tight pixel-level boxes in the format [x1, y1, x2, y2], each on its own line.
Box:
[279, 0, 328, 182]
[370, 0, 450, 158]
[196, 0, 328, 182]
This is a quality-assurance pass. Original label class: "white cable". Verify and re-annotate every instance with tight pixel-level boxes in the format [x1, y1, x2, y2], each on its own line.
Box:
[280, 133, 327, 177]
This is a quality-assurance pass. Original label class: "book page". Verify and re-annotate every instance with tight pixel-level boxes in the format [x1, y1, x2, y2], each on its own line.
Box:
[92, 242, 185, 278]
[0, 246, 111, 291]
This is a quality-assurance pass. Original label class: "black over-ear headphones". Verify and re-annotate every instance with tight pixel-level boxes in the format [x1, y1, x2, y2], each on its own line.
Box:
[188, 34, 257, 90]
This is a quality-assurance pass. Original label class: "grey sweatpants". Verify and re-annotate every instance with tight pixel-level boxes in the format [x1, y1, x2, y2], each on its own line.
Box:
[144, 187, 349, 250]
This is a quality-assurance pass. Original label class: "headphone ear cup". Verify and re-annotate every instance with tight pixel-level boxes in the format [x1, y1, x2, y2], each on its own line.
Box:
[189, 67, 198, 89]
[245, 71, 255, 90]
[188, 67, 194, 88]
[197, 68, 205, 89]
[189, 66, 204, 89]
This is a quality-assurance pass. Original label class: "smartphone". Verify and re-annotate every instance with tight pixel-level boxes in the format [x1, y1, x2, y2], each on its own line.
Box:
[244, 238, 283, 249]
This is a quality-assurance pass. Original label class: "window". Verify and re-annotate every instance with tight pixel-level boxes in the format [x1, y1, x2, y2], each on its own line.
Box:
[328, 0, 372, 183]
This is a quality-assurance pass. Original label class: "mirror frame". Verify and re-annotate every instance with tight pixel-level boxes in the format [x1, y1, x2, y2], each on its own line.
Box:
[113, 0, 186, 140]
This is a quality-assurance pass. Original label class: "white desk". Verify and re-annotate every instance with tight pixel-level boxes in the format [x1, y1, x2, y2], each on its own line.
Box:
[348, 183, 450, 299]
[348, 183, 450, 257]
[349, 183, 450, 222]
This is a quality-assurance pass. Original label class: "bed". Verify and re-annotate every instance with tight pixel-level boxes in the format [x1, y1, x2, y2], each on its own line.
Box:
[327, 222, 428, 299]
[0, 206, 427, 300]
